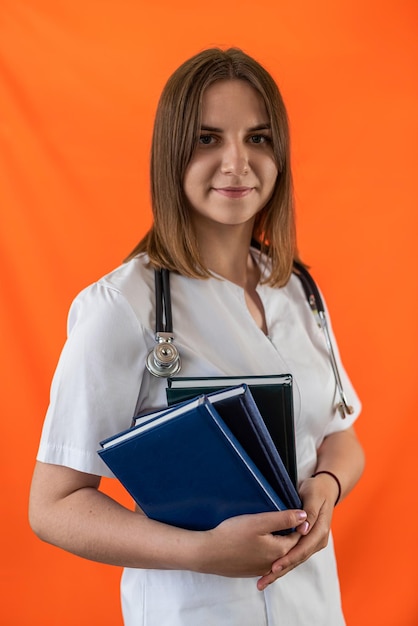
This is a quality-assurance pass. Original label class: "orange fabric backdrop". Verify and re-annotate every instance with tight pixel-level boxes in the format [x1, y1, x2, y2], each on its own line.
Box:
[1, 1, 417, 624]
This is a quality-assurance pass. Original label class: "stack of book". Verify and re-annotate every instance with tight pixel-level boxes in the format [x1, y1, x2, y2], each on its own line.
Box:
[98, 379, 300, 532]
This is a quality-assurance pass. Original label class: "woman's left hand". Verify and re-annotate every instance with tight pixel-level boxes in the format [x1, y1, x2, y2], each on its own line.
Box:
[256, 473, 337, 591]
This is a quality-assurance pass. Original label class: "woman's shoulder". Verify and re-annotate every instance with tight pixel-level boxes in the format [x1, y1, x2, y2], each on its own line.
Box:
[68, 253, 154, 330]
[77, 253, 152, 300]
[99, 252, 153, 293]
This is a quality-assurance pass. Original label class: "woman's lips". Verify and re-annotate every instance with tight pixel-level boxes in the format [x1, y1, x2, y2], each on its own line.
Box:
[213, 187, 253, 198]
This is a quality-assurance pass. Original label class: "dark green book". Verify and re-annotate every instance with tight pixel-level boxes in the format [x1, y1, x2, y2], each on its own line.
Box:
[166, 374, 297, 488]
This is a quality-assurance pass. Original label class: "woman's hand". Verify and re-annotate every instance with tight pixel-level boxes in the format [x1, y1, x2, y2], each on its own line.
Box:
[256, 427, 365, 591]
[256, 474, 337, 590]
[194, 509, 308, 579]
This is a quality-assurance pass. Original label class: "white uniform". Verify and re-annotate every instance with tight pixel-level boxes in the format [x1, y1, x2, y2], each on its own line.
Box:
[37, 251, 361, 625]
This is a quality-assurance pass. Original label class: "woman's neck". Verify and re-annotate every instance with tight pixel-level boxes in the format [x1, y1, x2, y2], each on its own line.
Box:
[196, 223, 258, 288]
[195, 221, 267, 333]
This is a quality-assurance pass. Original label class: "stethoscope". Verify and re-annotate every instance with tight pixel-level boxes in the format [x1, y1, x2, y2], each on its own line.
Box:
[292, 261, 354, 419]
[146, 261, 354, 419]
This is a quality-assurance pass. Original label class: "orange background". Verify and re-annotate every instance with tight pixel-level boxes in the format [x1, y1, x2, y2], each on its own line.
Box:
[1, 1, 417, 624]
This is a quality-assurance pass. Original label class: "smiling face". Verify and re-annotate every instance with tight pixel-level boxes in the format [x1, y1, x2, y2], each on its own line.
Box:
[183, 80, 279, 234]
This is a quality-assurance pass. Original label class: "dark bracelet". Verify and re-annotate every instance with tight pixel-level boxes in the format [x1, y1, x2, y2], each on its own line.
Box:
[311, 470, 342, 506]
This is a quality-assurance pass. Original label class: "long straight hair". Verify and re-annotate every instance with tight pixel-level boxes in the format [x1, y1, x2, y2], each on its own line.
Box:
[126, 48, 298, 286]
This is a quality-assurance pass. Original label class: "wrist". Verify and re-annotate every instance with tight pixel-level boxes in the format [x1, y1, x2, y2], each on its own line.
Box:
[185, 528, 216, 575]
[311, 470, 341, 506]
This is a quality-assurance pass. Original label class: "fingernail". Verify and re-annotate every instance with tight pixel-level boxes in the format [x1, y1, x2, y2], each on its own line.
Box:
[299, 521, 310, 534]
[296, 510, 307, 520]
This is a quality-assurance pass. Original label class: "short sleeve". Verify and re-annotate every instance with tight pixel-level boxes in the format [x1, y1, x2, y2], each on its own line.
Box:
[37, 282, 149, 477]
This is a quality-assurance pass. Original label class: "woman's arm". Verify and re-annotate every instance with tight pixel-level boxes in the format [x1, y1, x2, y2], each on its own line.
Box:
[257, 426, 365, 590]
[29, 460, 308, 578]
[310, 425, 365, 503]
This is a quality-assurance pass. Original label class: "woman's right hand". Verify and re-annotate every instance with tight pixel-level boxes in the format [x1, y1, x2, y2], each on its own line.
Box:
[194, 509, 308, 578]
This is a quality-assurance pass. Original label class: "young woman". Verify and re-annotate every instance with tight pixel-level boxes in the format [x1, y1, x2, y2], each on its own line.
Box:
[29, 48, 365, 625]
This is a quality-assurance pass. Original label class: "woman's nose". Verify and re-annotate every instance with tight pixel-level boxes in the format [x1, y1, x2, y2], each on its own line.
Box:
[220, 141, 249, 175]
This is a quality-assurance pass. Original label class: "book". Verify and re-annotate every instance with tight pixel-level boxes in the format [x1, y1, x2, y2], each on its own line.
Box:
[98, 385, 297, 531]
[133, 384, 301, 510]
[167, 374, 298, 487]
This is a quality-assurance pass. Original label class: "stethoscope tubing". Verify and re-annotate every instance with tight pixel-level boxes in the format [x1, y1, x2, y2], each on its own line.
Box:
[293, 261, 354, 418]
[147, 260, 354, 418]
[145, 269, 181, 377]
[155, 268, 173, 333]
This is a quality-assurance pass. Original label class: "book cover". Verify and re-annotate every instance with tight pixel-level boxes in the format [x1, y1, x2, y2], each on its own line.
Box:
[98, 391, 291, 531]
[166, 374, 297, 487]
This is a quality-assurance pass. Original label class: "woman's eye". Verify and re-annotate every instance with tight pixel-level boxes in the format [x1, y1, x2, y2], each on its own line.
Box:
[250, 134, 268, 144]
[199, 135, 215, 145]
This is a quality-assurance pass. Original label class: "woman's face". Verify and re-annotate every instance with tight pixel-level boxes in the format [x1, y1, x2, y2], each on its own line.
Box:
[183, 80, 278, 232]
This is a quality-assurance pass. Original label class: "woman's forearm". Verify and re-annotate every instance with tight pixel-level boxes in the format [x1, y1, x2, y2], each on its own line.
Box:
[29, 462, 204, 570]
[313, 426, 365, 503]
[29, 461, 308, 577]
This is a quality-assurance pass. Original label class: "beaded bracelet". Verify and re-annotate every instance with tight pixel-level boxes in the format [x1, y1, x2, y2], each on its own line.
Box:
[311, 470, 342, 506]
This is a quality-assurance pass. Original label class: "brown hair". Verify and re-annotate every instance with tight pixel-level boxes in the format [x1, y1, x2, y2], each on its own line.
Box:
[126, 47, 297, 286]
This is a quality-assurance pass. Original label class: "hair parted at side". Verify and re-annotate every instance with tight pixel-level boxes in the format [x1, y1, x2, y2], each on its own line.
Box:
[126, 47, 298, 287]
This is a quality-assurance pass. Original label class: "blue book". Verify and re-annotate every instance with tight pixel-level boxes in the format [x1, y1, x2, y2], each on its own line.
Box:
[98, 386, 296, 531]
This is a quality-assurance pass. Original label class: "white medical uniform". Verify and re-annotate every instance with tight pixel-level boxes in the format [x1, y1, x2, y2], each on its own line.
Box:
[37, 251, 361, 626]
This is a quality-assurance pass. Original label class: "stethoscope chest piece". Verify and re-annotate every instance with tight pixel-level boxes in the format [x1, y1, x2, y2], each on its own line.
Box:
[146, 332, 181, 378]
[146, 269, 182, 378]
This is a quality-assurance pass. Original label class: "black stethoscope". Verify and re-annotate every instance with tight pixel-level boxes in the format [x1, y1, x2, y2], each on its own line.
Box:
[146, 261, 354, 419]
